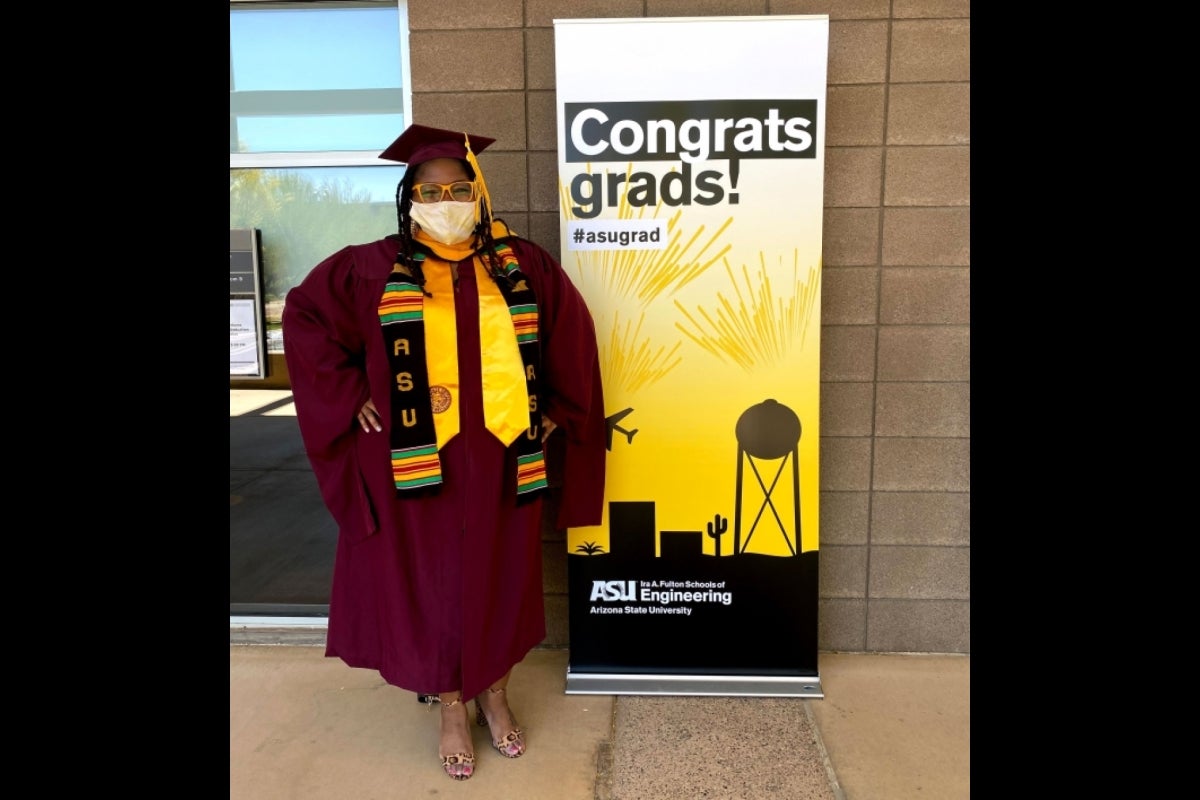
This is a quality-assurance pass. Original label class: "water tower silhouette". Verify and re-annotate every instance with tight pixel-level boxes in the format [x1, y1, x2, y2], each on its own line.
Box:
[733, 399, 801, 556]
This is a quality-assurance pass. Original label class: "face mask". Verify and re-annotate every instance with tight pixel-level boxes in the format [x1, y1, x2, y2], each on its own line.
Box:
[409, 200, 477, 245]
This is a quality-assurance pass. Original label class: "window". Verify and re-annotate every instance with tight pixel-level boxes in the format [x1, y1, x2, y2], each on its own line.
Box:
[229, 0, 410, 352]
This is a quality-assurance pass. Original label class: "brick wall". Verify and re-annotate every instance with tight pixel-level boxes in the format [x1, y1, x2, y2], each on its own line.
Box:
[408, 0, 970, 654]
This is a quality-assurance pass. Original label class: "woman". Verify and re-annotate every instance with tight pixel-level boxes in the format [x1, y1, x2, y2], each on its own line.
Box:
[282, 124, 607, 781]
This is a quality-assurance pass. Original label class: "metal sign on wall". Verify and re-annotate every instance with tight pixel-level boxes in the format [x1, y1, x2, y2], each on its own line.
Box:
[554, 15, 829, 697]
[230, 228, 267, 379]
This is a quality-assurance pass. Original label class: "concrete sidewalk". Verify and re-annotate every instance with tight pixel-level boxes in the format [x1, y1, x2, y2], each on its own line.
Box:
[230, 642, 969, 799]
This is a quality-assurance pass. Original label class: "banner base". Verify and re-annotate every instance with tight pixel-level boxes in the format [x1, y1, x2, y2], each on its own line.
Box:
[564, 670, 824, 698]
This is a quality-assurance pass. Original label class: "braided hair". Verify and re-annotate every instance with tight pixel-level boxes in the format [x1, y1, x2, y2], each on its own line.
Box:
[388, 160, 515, 296]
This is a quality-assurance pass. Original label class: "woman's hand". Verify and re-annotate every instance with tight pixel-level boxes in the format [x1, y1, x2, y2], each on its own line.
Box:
[541, 414, 557, 442]
[358, 398, 382, 432]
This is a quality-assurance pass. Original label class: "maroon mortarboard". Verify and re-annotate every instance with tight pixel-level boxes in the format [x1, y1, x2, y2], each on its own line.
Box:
[379, 124, 497, 167]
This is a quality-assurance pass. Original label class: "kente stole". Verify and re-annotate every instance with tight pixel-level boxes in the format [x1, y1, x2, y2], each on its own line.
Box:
[377, 242, 547, 502]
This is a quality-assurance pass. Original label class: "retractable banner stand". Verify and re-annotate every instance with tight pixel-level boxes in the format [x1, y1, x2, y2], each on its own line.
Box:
[554, 16, 829, 697]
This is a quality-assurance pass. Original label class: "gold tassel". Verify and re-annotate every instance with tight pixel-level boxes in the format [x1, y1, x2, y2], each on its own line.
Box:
[463, 133, 493, 230]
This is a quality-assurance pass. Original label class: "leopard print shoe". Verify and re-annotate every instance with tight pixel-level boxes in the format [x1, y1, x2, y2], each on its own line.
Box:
[439, 695, 476, 779]
[475, 687, 525, 759]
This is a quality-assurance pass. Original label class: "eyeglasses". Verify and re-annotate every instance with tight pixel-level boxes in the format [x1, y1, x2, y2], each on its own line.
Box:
[412, 181, 477, 204]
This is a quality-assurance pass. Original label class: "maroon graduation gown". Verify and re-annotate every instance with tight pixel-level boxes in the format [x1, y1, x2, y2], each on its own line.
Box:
[282, 235, 606, 699]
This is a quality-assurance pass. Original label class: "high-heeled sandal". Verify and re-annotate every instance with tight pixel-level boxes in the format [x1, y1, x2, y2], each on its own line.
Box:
[474, 687, 525, 758]
[438, 695, 476, 780]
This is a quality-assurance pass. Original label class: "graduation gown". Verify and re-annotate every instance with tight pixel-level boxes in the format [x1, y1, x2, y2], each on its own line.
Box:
[282, 234, 606, 699]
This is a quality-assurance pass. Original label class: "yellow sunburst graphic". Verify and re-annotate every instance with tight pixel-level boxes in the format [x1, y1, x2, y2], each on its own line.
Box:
[603, 310, 683, 396]
[674, 253, 822, 372]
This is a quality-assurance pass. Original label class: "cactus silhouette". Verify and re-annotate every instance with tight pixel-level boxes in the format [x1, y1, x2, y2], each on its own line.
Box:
[575, 541, 605, 555]
[706, 514, 729, 556]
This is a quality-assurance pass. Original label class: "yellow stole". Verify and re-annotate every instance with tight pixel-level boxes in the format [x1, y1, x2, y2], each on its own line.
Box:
[414, 229, 530, 449]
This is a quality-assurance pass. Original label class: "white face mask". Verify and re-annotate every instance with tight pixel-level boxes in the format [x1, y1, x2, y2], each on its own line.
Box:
[409, 200, 477, 245]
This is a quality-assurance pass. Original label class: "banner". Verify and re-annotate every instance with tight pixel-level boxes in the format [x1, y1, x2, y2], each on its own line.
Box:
[555, 16, 828, 697]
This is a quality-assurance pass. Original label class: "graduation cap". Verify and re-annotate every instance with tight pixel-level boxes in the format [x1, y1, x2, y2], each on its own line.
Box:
[379, 124, 495, 166]
[380, 124, 497, 218]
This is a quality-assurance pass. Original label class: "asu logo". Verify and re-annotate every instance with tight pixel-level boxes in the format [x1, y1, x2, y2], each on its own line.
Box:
[590, 580, 638, 602]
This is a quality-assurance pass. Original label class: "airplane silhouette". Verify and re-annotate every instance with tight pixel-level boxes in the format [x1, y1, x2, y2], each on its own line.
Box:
[605, 408, 638, 450]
